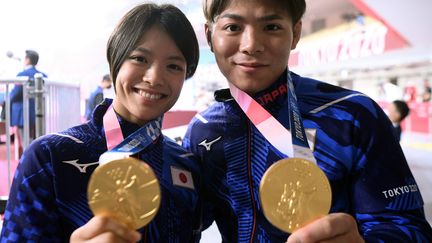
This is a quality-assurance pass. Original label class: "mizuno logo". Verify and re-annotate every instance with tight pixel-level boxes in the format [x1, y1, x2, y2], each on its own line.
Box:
[62, 159, 99, 173]
[199, 136, 222, 151]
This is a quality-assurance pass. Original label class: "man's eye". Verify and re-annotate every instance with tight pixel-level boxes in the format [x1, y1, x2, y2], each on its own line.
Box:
[225, 24, 241, 32]
[130, 56, 146, 63]
[265, 24, 281, 31]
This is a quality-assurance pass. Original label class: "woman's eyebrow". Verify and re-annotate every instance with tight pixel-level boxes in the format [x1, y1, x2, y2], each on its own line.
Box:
[135, 47, 185, 62]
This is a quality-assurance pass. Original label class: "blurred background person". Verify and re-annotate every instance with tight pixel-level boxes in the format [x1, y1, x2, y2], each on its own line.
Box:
[0, 51, 22, 120]
[403, 82, 417, 103]
[388, 100, 410, 141]
[422, 79, 431, 102]
[9, 49, 47, 154]
[84, 74, 112, 121]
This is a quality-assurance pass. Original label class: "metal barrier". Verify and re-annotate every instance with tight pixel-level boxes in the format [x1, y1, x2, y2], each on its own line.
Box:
[0, 76, 28, 192]
[0, 75, 80, 193]
[43, 79, 81, 134]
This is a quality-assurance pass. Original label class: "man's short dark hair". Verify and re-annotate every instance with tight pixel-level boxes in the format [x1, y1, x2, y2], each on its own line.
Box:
[393, 100, 410, 121]
[25, 50, 39, 65]
[102, 74, 111, 82]
[203, 0, 306, 25]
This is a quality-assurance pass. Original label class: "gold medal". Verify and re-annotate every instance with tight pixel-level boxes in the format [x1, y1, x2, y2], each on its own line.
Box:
[259, 158, 331, 233]
[87, 157, 161, 229]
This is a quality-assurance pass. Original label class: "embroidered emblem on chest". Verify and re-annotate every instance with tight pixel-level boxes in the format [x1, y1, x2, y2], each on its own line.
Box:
[171, 166, 194, 190]
[62, 159, 99, 173]
[198, 136, 222, 151]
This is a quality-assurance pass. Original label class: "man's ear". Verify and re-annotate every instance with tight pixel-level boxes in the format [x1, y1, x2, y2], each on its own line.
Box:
[291, 21, 302, 50]
[205, 23, 213, 52]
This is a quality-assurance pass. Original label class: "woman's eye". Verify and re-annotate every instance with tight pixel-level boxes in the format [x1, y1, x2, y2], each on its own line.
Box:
[168, 64, 184, 72]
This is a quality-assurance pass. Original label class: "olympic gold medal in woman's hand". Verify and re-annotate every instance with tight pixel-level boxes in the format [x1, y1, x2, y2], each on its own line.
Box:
[87, 157, 161, 229]
[259, 158, 331, 233]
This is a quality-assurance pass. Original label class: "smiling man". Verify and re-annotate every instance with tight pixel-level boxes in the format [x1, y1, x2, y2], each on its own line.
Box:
[182, 0, 432, 242]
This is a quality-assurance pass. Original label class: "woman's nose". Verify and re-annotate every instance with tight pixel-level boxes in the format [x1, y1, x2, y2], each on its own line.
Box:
[143, 64, 163, 86]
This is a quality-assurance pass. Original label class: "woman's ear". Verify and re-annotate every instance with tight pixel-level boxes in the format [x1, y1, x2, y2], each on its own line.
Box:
[205, 23, 213, 52]
[291, 21, 302, 50]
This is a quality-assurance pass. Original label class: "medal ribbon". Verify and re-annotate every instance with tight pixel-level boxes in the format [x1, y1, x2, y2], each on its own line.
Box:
[229, 71, 316, 164]
[99, 105, 162, 165]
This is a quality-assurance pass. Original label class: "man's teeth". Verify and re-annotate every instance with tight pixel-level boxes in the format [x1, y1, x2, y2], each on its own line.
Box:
[138, 90, 162, 100]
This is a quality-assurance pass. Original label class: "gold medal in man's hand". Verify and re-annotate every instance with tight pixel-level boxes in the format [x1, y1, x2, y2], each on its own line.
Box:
[259, 158, 332, 233]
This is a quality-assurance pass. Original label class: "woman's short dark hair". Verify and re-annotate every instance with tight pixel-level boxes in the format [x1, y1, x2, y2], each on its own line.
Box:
[107, 3, 199, 85]
[203, 0, 306, 25]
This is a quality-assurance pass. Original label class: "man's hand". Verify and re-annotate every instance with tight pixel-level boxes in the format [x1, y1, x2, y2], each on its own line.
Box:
[286, 213, 364, 243]
[70, 215, 141, 243]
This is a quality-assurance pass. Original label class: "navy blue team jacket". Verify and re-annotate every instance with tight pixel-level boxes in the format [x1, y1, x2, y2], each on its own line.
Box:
[183, 70, 432, 242]
[9, 66, 47, 127]
[1, 99, 201, 242]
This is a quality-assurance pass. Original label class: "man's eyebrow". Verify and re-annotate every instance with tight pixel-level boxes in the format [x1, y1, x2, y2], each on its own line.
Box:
[258, 14, 284, 21]
[219, 13, 243, 21]
[218, 13, 284, 21]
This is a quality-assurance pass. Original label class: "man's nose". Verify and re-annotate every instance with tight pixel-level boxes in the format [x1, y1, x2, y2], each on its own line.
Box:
[239, 28, 264, 55]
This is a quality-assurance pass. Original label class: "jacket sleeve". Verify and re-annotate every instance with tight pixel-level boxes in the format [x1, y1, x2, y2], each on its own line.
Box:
[0, 140, 62, 242]
[350, 98, 432, 242]
[357, 209, 432, 242]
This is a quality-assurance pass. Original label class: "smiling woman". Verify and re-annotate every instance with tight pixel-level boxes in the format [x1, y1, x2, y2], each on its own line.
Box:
[112, 26, 188, 126]
[0, 3, 202, 243]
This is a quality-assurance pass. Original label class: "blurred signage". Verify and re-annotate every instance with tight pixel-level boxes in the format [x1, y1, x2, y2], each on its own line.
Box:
[289, 17, 408, 67]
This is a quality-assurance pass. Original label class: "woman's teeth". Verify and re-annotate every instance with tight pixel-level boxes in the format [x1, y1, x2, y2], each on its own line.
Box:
[138, 90, 162, 100]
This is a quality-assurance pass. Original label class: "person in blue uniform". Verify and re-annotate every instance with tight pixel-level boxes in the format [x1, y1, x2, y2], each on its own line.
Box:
[183, 0, 432, 242]
[85, 74, 112, 121]
[387, 100, 410, 141]
[9, 50, 47, 148]
[1, 3, 200, 243]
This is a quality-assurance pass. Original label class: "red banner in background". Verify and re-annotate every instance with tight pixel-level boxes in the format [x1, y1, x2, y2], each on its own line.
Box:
[350, 0, 409, 50]
[407, 102, 432, 134]
[162, 110, 197, 130]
